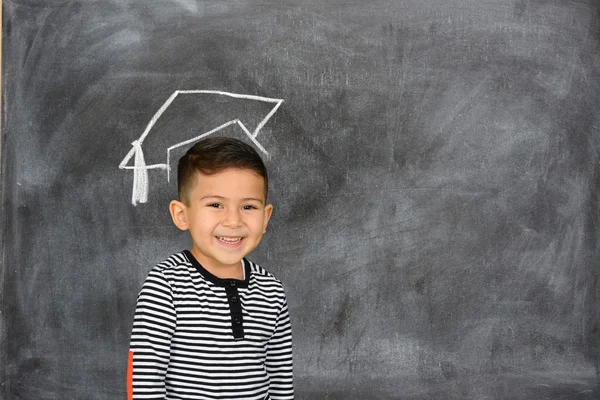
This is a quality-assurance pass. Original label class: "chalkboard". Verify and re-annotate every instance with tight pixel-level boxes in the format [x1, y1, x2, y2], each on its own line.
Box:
[2, 0, 600, 399]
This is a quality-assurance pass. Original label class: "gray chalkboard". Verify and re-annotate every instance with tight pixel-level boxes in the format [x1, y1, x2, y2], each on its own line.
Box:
[2, 0, 600, 399]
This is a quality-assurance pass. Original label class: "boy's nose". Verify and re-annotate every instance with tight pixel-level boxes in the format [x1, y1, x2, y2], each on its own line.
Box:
[223, 208, 242, 227]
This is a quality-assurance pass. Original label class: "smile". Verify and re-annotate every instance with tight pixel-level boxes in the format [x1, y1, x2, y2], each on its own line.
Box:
[217, 237, 243, 245]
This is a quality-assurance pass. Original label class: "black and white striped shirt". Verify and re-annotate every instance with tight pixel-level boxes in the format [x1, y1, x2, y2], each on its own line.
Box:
[128, 251, 294, 399]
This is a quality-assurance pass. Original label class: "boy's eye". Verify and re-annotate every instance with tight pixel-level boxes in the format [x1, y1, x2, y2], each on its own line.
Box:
[208, 203, 222, 208]
[242, 205, 257, 210]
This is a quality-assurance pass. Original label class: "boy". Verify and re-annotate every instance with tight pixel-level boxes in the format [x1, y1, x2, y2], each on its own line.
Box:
[127, 137, 294, 400]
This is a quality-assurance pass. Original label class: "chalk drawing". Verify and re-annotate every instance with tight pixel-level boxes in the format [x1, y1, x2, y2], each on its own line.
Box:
[119, 90, 283, 205]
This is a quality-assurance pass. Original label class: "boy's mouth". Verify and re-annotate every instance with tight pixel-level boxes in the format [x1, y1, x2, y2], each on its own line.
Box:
[216, 236, 243, 246]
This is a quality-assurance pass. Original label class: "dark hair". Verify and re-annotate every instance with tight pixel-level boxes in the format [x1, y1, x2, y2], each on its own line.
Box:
[177, 137, 268, 204]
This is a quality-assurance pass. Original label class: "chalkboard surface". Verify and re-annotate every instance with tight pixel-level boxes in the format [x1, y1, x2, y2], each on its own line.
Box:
[3, 1, 600, 399]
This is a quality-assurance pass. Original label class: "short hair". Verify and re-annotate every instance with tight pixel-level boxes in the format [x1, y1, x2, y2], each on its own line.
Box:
[177, 137, 268, 205]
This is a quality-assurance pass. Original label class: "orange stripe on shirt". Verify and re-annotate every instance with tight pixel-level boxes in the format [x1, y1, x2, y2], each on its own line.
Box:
[127, 351, 134, 400]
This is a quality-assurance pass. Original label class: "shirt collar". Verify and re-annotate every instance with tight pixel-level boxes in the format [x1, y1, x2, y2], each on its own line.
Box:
[183, 250, 250, 288]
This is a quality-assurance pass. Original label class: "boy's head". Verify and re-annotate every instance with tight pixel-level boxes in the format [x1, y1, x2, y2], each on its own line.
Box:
[169, 137, 273, 277]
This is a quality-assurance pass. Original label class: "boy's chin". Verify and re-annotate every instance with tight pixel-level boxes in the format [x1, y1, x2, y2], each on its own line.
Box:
[191, 248, 239, 266]
[210, 251, 247, 268]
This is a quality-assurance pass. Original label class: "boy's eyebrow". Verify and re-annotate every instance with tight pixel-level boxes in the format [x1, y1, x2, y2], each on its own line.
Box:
[244, 197, 265, 204]
[200, 195, 265, 203]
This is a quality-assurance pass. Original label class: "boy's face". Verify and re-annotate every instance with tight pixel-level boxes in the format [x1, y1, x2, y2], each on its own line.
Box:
[169, 168, 272, 276]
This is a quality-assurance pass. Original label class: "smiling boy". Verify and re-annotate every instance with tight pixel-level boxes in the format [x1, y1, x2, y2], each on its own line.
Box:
[127, 137, 294, 400]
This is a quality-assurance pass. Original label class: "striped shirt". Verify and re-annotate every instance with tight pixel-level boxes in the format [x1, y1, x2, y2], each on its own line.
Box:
[128, 251, 294, 399]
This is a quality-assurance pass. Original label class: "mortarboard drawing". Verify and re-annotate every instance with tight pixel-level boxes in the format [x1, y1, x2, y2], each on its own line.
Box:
[119, 90, 283, 206]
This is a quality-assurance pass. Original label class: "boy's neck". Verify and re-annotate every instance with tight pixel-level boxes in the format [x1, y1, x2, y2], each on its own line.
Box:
[189, 249, 244, 280]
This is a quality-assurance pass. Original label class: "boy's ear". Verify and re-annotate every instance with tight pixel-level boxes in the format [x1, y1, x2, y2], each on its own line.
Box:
[263, 204, 273, 233]
[169, 200, 189, 231]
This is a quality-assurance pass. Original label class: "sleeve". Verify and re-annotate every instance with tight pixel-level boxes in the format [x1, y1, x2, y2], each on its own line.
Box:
[127, 268, 177, 400]
[265, 296, 294, 400]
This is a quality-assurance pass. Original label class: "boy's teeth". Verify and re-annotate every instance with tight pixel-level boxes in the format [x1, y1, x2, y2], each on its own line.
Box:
[218, 237, 241, 243]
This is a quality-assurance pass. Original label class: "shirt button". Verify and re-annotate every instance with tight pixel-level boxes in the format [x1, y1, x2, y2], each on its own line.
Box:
[234, 318, 242, 325]
[230, 296, 238, 303]
[229, 281, 236, 287]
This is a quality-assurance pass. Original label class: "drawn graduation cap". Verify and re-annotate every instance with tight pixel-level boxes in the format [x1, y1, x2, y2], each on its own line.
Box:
[119, 90, 283, 206]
